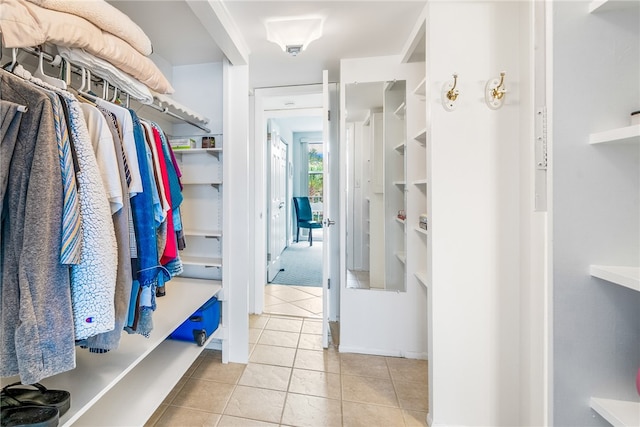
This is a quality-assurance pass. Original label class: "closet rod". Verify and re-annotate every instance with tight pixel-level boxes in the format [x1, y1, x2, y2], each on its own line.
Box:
[16, 46, 212, 133]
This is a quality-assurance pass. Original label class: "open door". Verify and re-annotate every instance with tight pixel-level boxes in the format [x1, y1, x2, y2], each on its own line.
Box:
[321, 70, 333, 348]
[266, 125, 288, 283]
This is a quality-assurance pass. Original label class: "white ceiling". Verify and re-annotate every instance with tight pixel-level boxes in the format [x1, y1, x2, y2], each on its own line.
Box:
[107, 0, 425, 133]
[108, 1, 226, 65]
[109, 0, 426, 90]
[224, 1, 427, 88]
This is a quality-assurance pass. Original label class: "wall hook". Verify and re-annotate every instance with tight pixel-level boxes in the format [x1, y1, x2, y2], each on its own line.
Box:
[485, 71, 506, 109]
[441, 73, 460, 112]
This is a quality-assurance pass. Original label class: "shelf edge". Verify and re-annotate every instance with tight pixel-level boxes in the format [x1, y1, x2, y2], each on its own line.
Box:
[590, 397, 640, 427]
[589, 125, 640, 144]
[590, 265, 640, 292]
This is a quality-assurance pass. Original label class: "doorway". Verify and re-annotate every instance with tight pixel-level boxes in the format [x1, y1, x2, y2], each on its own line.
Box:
[252, 80, 339, 339]
[265, 118, 324, 319]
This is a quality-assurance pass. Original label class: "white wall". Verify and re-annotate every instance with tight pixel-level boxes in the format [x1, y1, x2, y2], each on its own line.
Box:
[518, 2, 549, 425]
[172, 62, 224, 138]
[552, 2, 640, 425]
[222, 60, 250, 363]
[427, 1, 528, 425]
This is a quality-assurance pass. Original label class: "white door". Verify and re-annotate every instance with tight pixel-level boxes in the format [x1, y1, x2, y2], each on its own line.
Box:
[267, 129, 288, 282]
[321, 70, 333, 348]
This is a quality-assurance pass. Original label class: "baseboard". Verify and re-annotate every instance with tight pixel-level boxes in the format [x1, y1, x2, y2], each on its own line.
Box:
[402, 350, 428, 360]
[427, 413, 467, 427]
[338, 345, 428, 360]
[338, 345, 400, 357]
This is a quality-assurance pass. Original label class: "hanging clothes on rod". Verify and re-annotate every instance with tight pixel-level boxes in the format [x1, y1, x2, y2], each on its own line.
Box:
[0, 53, 188, 382]
[10, 46, 211, 132]
[0, 69, 77, 384]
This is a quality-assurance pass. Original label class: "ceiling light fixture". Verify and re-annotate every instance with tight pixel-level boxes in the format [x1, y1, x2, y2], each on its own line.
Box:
[265, 17, 323, 56]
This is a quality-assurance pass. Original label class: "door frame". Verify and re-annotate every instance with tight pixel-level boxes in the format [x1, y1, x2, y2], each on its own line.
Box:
[251, 84, 339, 321]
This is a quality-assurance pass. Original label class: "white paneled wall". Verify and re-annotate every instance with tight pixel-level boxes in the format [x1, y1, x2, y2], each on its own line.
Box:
[427, 1, 533, 425]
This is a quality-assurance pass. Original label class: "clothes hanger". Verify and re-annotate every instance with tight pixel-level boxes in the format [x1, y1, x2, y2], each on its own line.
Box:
[86, 70, 98, 97]
[75, 68, 98, 104]
[2, 48, 19, 72]
[33, 50, 67, 90]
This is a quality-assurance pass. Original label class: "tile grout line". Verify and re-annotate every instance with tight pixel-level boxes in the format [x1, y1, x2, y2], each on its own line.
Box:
[384, 357, 407, 427]
[278, 326, 301, 426]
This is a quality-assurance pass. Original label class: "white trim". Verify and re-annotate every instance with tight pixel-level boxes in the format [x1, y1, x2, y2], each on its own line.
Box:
[337, 346, 418, 358]
[185, 0, 250, 66]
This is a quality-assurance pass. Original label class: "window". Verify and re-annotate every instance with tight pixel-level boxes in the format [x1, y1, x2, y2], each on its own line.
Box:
[308, 142, 323, 221]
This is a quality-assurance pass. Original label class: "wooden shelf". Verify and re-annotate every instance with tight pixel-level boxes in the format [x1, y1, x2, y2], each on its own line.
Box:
[394, 142, 406, 153]
[589, 0, 640, 13]
[590, 265, 640, 292]
[413, 77, 426, 99]
[590, 397, 640, 427]
[182, 255, 223, 268]
[589, 125, 640, 145]
[396, 252, 406, 264]
[182, 228, 223, 238]
[415, 271, 428, 290]
[414, 128, 427, 145]
[26, 277, 221, 426]
[415, 226, 428, 236]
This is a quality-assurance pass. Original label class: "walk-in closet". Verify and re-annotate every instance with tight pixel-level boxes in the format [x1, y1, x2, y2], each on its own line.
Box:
[1, 1, 638, 426]
[1, 0, 249, 424]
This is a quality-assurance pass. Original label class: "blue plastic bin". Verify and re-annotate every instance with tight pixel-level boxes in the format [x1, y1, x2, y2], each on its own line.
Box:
[169, 296, 220, 346]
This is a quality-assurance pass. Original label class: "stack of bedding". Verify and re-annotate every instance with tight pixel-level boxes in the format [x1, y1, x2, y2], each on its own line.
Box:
[0, 0, 174, 99]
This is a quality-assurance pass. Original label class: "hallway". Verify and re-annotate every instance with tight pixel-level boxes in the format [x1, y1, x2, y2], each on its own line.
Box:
[145, 314, 429, 426]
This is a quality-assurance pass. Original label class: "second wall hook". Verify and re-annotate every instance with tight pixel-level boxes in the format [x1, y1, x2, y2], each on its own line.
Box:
[485, 71, 506, 109]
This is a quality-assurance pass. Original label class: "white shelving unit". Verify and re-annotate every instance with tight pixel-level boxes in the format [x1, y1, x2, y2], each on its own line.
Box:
[11, 277, 222, 426]
[415, 271, 428, 290]
[181, 180, 223, 186]
[589, 0, 639, 13]
[394, 101, 407, 118]
[396, 217, 406, 225]
[415, 226, 428, 236]
[413, 179, 427, 186]
[181, 255, 224, 268]
[173, 147, 223, 156]
[396, 251, 407, 264]
[590, 265, 640, 292]
[581, 4, 640, 426]
[395, 142, 406, 153]
[413, 77, 426, 99]
[590, 397, 640, 427]
[413, 128, 427, 145]
[589, 125, 640, 145]
[182, 228, 223, 238]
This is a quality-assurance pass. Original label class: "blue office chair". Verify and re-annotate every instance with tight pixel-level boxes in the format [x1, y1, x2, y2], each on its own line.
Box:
[293, 197, 323, 246]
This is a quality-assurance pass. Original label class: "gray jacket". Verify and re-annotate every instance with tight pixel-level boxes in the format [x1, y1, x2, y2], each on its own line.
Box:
[1, 70, 76, 384]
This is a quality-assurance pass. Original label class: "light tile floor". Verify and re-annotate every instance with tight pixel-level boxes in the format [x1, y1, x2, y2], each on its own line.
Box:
[264, 285, 323, 319]
[146, 314, 428, 427]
